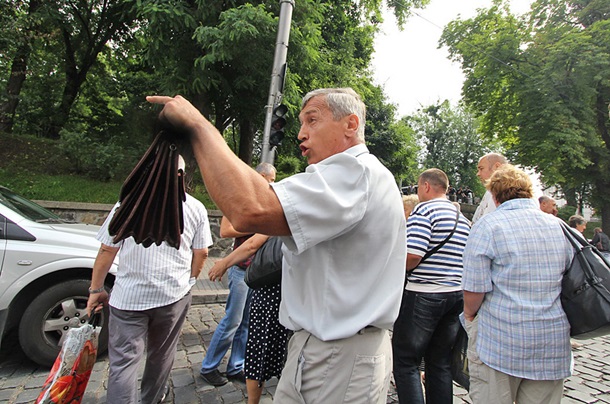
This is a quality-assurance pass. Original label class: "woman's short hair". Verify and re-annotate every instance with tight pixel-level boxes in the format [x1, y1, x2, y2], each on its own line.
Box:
[568, 215, 586, 228]
[487, 165, 533, 204]
[402, 194, 419, 217]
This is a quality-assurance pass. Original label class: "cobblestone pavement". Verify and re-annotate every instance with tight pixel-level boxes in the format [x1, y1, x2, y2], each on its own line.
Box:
[1, 300, 610, 403]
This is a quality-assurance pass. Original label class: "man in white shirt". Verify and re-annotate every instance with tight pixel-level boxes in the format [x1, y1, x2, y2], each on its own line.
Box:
[471, 153, 508, 223]
[87, 156, 213, 404]
[539, 195, 559, 216]
[147, 88, 406, 403]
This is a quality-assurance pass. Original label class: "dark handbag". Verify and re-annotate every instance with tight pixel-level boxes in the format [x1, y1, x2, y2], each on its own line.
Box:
[560, 222, 610, 339]
[244, 236, 283, 289]
[451, 323, 470, 391]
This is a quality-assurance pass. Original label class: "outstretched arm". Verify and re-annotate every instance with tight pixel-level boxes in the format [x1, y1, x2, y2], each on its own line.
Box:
[146, 95, 289, 236]
[208, 234, 271, 282]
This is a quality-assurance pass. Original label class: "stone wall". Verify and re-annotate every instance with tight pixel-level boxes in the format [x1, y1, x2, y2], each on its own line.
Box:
[34, 199, 477, 257]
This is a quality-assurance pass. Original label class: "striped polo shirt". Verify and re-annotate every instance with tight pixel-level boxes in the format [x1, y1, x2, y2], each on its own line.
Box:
[406, 197, 471, 293]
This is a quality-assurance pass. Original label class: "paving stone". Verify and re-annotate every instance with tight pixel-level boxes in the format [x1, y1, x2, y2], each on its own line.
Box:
[564, 389, 599, 403]
[1, 296, 610, 404]
[13, 388, 39, 404]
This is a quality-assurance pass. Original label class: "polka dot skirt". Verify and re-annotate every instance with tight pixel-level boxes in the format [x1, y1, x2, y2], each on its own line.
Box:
[245, 283, 292, 383]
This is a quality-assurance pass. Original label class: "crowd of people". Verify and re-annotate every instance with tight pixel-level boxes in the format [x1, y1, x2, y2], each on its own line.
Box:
[84, 87, 607, 404]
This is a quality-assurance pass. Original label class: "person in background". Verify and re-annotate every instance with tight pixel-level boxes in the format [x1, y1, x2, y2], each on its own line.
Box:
[471, 153, 508, 223]
[539, 196, 559, 216]
[568, 214, 587, 235]
[591, 227, 610, 252]
[200, 163, 276, 387]
[393, 168, 471, 404]
[87, 156, 212, 404]
[462, 165, 572, 404]
[402, 194, 419, 219]
[147, 88, 406, 403]
[209, 233, 291, 404]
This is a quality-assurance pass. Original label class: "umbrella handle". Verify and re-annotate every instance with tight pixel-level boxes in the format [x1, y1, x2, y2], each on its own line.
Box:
[88, 312, 101, 327]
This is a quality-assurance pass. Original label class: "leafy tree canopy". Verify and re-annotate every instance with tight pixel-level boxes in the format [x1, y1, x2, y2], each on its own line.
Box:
[440, 0, 610, 229]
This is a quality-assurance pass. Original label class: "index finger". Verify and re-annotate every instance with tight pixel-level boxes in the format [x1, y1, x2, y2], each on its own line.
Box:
[146, 95, 175, 105]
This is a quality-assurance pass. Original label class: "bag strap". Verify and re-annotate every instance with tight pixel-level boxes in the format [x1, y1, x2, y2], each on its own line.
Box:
[420, 205, 461, 264]
[560, 221, 589, 250]
[559, 221, 610, 275]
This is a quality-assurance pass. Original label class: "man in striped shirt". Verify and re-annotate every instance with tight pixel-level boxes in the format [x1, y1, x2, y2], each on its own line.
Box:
[392, 168, 471, 404]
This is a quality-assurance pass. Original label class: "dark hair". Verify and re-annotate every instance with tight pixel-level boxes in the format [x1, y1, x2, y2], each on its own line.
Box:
[419, 168, 448, 193]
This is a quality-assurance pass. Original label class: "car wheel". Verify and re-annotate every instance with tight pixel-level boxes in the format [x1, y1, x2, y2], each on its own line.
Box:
[18, 279, 109, 367]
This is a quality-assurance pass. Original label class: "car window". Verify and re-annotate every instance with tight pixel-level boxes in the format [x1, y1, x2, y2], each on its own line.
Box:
[0, 187, 65, 223]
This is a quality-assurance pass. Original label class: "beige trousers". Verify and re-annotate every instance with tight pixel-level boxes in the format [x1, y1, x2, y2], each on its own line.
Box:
[465, 316, 564, 404]
[274, 327, 392, 404]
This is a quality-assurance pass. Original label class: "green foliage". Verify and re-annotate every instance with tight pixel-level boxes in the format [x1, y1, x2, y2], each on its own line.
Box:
[406, 101, 499, 196]
[440, 0, 610, 229]
[274, 155, 304, 180]
[59, 130, 141, 182]
[364, 85, 419, 182]
[557, 204, 577, 223]
[1, 0, 431, 199]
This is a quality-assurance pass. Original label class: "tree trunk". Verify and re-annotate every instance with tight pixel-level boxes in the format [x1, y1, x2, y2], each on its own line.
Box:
[238, 119, 254, 165]
[0, 0, 41, 133]
[0, 45, 29, 133]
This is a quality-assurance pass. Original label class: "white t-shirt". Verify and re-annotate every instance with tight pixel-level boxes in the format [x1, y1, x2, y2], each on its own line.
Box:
[271, 144, 407, 341]
[97, 194, 212, 310]
[472, 190, 496, 223]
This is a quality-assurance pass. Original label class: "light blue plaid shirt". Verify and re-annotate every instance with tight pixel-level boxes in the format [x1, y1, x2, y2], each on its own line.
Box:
[462, 198, 573, 380]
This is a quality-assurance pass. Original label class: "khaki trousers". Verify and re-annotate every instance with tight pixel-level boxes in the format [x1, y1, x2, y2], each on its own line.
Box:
[465, 316, 564, 404]
[274, 327, 392, 404]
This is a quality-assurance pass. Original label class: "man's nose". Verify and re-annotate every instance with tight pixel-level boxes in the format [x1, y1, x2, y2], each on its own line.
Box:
[297, 127, 307, 141]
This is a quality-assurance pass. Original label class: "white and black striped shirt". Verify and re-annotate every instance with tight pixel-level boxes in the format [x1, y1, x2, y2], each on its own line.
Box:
[406, 198, 471, 293]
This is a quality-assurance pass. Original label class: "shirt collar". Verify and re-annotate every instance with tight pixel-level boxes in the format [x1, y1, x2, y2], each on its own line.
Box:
[344, 143, 369, 157]
[497, 198, 538, 211]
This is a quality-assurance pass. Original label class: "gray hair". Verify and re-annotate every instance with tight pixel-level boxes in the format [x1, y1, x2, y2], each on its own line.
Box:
[568, 214, 586, 228]
[255, 162, 276, 176]
[301, 88, 366, 142]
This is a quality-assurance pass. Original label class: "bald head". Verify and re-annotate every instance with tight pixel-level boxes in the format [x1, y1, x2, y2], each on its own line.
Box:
[477, 153, 508, 182]
[539, 196, 558, 216]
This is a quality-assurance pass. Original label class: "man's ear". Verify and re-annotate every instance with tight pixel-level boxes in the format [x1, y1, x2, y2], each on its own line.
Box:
[345, 114, 359, 137]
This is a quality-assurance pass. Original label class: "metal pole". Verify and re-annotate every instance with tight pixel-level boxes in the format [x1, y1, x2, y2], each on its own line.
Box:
[261, 0, 295, 164]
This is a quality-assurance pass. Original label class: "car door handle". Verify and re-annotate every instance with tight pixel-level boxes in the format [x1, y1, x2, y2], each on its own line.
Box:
[17, 260, 32, 266]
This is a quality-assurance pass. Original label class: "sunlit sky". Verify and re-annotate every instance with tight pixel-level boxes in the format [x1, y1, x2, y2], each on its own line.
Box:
[371, 0, 534, 117]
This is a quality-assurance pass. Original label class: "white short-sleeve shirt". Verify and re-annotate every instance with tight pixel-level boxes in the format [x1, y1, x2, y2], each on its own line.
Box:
[97, 194, 213, 311]
[271, 144, 407, 341]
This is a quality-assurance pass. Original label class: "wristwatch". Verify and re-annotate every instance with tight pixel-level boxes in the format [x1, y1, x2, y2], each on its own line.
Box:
[88, 286, 105, 294]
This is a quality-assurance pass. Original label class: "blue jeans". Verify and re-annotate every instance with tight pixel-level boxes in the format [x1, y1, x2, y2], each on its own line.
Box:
[392, 290, 463, 404]
[200, 266, 252, 376]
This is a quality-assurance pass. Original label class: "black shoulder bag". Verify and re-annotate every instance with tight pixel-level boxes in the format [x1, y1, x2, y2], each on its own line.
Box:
[560, 222, 610, 339]
[244, 237, 283, 289]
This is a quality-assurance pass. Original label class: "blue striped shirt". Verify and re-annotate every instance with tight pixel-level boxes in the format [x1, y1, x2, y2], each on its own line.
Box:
[406, 198, 471, 292]
[462, 198, 573, 380]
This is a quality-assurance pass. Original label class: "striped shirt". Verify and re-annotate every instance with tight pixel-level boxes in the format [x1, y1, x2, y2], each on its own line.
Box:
[462, 198, 573, 380]
[97, 194, 212, 311]
[406, 198, 471, 293]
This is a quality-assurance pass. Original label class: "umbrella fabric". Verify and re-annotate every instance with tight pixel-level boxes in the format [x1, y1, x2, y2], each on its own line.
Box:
[36, 315, 100, 404]
[108, 129, 186, 249]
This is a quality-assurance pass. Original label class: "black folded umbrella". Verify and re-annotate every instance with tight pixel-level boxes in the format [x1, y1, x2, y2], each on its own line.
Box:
[108, 129, 186, 249]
